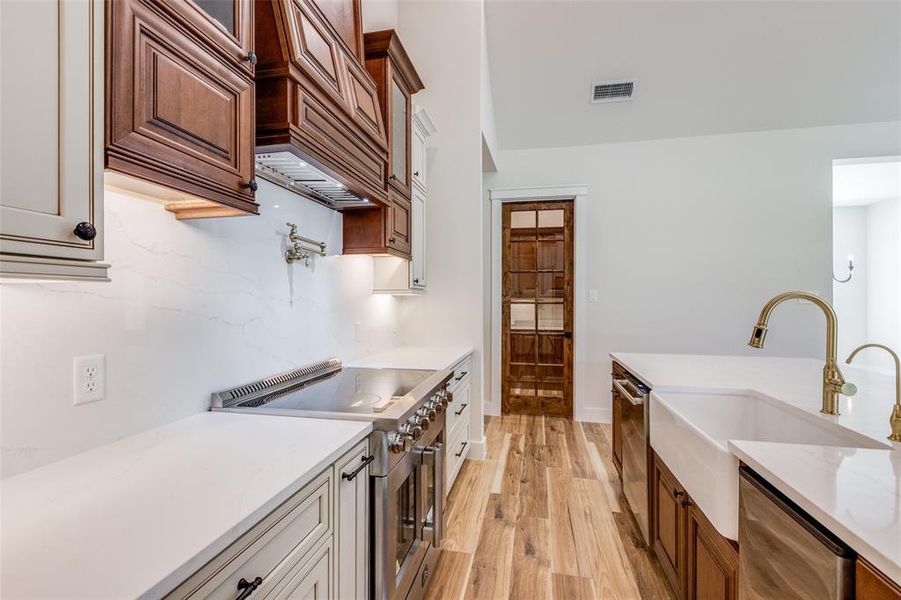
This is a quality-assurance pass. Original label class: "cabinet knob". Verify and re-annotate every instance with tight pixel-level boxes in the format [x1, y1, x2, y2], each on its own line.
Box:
[245, 51, 257, 65]
[414, 171, 420, 177]
[73, 221, 97, 241]
[243, 179, 258, 192]
[390, 174, 397, 180]
[413, 278, 419, 284]
[389, 236, 397, 244]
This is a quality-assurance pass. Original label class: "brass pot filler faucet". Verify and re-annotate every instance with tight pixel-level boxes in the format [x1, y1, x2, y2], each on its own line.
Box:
[748, 291, 901, 442]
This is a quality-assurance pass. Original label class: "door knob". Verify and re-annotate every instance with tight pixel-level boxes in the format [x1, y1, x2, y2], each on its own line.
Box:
[73, 222, 96, 241]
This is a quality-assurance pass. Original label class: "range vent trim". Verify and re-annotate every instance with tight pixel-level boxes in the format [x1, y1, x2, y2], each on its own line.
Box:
[255, 152, 373, 209]
[590, 79, 635, 104]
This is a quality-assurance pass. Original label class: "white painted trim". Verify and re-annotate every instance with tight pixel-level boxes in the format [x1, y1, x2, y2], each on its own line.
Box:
[488, 185, 592, 422]
[490, 185, 588, 201]
[467, 436, 487, 460]
[575, 406, 611, 424]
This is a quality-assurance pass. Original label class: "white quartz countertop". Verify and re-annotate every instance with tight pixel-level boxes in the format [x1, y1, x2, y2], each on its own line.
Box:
[611, 352, 901, 583]
[1, 412, 372, 600]
[729, 441, 901, 584]
[347, 346, 473, 371]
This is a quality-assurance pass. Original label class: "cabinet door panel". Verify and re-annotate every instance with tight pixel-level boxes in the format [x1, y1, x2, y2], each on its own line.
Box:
[388, 194, 411, 255]
[107, 0, 255, 209]
[336, 440, 369, 600]
[687, 504, 738, 600]
[410, 187, 426, 288]
[612, 391, 623, 476]
[160, 0, 253, 70]
[0, 0, 104, 261]
[412, 122, 426, 189]
[653, 454, 686, 597]
[387, 73, 411, 197]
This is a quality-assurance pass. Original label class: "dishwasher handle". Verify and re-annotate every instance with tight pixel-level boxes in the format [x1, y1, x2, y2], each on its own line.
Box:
[613, 378, 646, 406]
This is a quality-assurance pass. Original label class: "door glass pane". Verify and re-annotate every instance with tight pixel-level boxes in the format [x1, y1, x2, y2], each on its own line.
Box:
[510, 210, 536, 229]
[538, 272, 564, 299]
[538, 240, 564, 270]
[510, 303, 535, 330]
[510, 364, 536, 396]
[538, 303, 563, 331]
[510, 273, 537, 299]
[510, 240, 536, 271]
[511, 334, 537, 363]
[538, 209, 564, 229]
[537, 365, 564, 398]
[194, 0, 235, 34]
[396, 471, 416, 574]
[391, 80, 407, 183]
[538, 334, 563, 365]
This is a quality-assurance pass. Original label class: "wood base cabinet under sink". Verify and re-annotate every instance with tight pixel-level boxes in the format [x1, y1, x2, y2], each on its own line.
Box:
[651, 452, 739, 600]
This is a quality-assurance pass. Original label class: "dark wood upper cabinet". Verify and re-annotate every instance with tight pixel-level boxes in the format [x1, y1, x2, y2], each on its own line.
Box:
[363, 29, 424, 199]
[106, 0, 259, 219]
[342, 29, 423, 259]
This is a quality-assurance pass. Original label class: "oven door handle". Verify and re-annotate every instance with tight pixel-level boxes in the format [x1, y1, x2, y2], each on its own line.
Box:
[421, 443, 445, 547]
[613, 379, 646, 406]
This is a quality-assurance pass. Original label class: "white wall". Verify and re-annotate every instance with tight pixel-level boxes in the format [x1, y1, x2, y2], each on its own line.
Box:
[361, 0, 397, 31]
[485, 121, 901, 418]
[0, 181, 401, 477]
[395, 1, 487, 455]
[866, 197, 901, 371]
[833, 206, 868, 362]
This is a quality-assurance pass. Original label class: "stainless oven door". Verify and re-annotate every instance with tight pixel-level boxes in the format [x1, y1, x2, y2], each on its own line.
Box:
[373, 450, 428, 600]
[615, 377, 649, 544]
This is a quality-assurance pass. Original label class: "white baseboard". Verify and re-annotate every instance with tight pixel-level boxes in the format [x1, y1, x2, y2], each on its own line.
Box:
[467, 435, 487, 460]
[574, 406, 611, 423]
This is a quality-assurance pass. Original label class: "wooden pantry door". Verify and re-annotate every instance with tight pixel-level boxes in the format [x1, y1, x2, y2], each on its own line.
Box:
[502, 200, 574, 417]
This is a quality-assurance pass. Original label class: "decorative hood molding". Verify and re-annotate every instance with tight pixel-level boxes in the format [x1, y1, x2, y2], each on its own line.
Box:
[254, 0, 389, 209]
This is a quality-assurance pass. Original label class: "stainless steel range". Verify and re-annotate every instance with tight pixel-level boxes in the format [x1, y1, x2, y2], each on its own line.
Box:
[211, 358, 454, 600]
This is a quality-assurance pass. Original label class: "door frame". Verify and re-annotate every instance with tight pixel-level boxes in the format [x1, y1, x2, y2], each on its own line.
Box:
[488, 185, 596, 421]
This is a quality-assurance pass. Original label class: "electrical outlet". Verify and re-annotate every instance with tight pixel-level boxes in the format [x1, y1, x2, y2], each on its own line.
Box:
[74, 354, 105, 405]
[589, 289, 599, 303]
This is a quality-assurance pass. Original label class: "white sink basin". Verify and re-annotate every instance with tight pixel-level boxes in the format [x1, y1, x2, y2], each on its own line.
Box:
[650, 390, 888, 540]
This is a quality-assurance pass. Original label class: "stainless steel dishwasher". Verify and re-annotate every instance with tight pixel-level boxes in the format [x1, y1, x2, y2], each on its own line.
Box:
[738, 466, 856, 599]
[613, 375, 651, 544]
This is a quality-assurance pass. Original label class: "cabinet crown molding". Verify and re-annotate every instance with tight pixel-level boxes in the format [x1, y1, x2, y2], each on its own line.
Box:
[363, 29, 424, 94]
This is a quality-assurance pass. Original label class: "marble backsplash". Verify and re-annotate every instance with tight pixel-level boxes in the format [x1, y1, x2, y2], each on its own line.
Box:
[0, 180, 401, 477]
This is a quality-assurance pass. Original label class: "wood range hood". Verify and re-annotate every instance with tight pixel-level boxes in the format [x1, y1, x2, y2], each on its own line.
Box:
[254, 0, 390, 210]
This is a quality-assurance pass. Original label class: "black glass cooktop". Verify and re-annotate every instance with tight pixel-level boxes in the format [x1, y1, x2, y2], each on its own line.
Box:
[236, 367, 435, 414]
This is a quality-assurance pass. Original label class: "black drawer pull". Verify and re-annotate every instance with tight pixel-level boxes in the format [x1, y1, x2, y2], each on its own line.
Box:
[342, 455, 374, 481]
[454, 441, 468, 458]
[455, 371, 467, 381]
[236, 577, 263, 600]
[454, 403, 468, 416]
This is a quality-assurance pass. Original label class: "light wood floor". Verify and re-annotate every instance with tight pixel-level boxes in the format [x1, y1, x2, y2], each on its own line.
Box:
[426, 415, 674, 600]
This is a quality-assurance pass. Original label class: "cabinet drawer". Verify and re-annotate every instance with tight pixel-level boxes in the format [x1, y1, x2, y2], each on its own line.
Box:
[447, 356, 472, 393]
[445, 381, 470, 435]
[446, 418, 470, 493]
[167, 469, 332, 599]
[264, 537, 333, 600]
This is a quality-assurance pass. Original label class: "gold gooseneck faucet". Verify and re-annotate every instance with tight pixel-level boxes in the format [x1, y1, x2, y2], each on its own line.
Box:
[748, 291, 856, 415]
[845, 343, 901, 442]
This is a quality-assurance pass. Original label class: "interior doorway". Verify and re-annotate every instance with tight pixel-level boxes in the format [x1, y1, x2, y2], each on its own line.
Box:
[832, 156, 901, 371]
[501, 200, 574, 416]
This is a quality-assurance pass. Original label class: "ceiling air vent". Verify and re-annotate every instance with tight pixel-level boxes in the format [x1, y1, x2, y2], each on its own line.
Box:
[590, 79, 634, 104]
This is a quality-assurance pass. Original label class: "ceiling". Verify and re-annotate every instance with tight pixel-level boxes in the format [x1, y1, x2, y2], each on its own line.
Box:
[485, 1, 901, 150]
[833, 158, 901, 206]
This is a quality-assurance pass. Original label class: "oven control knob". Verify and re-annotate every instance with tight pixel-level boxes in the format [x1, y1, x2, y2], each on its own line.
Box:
[388, 432, 413, 454]
[400, 422, 423, 440]
[410, 414, 430, 431]
[429, 398, 445, 414]
[421, 404, 439, 420]
[443, 389, 454, 405]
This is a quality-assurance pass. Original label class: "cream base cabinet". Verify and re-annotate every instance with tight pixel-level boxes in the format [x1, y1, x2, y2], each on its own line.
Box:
[166, 438, 370, 600]
[445, 354, 473, 493]
[0, 0, 108, 281]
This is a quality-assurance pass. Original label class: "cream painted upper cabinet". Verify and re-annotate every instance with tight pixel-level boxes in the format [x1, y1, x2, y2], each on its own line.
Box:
[0, 0, 108, 282]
